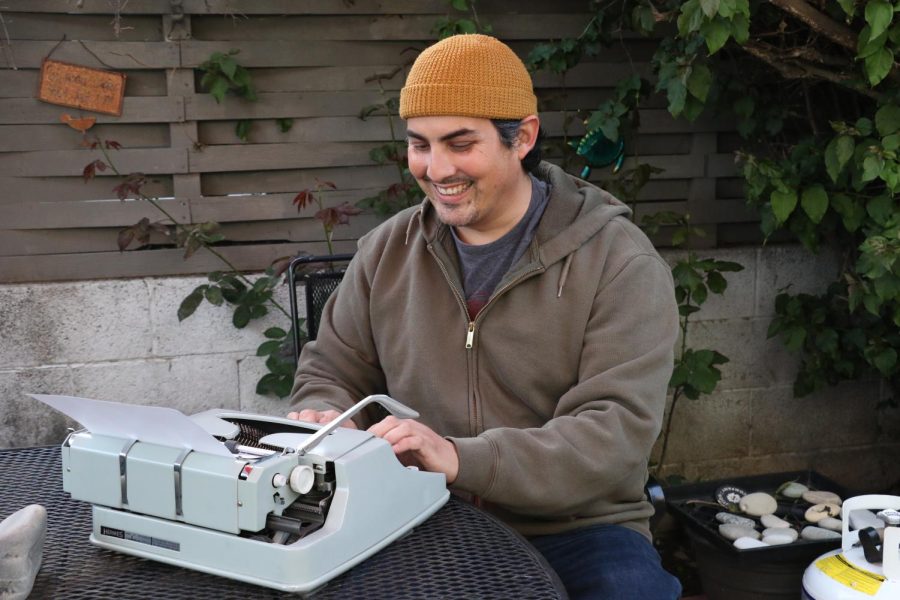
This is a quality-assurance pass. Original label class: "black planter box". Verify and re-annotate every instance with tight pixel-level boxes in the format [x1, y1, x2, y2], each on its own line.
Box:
[666, 470, 850, 600]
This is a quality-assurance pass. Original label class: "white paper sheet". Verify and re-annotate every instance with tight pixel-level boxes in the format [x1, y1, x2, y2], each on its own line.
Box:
[30, 394, 232, 457]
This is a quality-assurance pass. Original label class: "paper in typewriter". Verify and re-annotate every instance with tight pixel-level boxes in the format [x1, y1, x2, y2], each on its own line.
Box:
[30, 394, 232, 457]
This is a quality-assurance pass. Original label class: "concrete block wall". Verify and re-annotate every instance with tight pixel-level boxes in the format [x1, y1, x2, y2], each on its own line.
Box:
[1, 244, 897, 492]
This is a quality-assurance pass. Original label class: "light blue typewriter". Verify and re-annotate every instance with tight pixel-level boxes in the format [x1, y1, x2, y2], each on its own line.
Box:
[33, 394, 449, 593]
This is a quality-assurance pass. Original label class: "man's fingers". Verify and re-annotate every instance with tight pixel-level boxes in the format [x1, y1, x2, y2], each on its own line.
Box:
[367, 415, 400, 437]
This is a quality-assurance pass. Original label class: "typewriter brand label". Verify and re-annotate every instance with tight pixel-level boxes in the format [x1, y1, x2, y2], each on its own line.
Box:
[100, 526, 180, 552]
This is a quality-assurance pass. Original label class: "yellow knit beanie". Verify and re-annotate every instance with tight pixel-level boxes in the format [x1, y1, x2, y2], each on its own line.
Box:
[399, 34, 538, 120]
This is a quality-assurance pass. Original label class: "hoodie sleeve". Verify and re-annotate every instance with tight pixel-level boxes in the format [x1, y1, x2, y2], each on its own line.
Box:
[289, 249, 388, 426]
[449, 253, 678, 517]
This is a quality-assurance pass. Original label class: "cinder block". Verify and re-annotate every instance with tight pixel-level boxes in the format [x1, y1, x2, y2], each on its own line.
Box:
[69, 355, 241, 414]
[0, 367, 76, 448]
[750, 382, 882, 455]
[660, 247, 757, 321]
[149, 276, 292, 357]
[686, 317, 800, 390]
[0, 280, 152, 368]
[653, 389, 752, 465]
[756, 244, 841, 317]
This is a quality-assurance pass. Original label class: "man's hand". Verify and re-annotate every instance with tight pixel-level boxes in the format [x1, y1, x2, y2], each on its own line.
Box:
[368, 416, 459, 484]
[286, 409, 358, 429]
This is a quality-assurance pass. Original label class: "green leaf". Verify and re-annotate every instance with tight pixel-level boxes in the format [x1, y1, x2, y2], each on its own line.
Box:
[264, 326, 287, 339]
[699, 0, 720, 18]
[666, 78, 688, 117]
[219, 56, 238, 81]
[831, 193, 867, 232]
[177, 291, 204, 321]
[276, 118, 294, 133]
[771, 188, 798, 224]
[876, 104, 900, 136]
[707, 270, 727, 294]
[730, 12, 749, 44]
[456, 18, 477, 34]
[687, 64, 713, 102]
[858, 25, 887, 59]
[883, 133, 900, 151]
[272, 375, 293, 398]
[862, 154, 885, 181]
[677, 0, 703, 36]
[865, 47, 894, 86]
[866, 0, 893, 40]
[450, 0, 468, 10]
[700, 17, 730, 54]
[209, 77, 229, 103]
[868, 194, 894, 224]
[255, 372, 280, 395]
[800, 184, 829, 224]
[233, 304, 251, 328]
[235, 119, 252, 142]
[871, 347, 898, 375]
[204, 285, 224, 306]
[249, 304, 268, 319]
[837, 0, 856, 17]
[256, 340, 282, 356]
[825, 135, 855, 181]
[856, 118, 874, 136]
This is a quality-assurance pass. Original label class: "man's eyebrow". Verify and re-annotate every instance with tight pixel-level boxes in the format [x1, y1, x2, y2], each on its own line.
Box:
[405, 128, 479, 142]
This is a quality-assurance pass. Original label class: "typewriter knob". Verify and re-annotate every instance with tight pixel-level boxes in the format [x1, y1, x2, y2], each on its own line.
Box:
[289, 465, 315, 494]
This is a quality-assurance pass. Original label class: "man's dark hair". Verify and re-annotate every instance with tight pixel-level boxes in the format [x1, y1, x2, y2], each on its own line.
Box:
[491, 119, 544, 173]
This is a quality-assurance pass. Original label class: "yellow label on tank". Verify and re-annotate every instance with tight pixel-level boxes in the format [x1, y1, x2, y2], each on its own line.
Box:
[815, 554, 885, 596]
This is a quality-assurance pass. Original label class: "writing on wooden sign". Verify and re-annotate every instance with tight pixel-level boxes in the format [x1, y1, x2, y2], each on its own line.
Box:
[37, 59, 126, 116]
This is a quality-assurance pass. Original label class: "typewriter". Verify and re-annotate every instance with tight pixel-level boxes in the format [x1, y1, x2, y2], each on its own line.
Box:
[34, 393, 449, 593]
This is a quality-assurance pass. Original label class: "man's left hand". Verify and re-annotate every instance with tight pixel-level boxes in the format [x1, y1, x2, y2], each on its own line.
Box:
[368, 417, 459, 484]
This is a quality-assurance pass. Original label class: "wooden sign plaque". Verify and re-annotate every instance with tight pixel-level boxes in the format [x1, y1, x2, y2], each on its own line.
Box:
[37, 59, 126, 116]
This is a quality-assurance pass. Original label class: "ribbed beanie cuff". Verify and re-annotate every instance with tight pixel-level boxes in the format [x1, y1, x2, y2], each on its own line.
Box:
[400, 34, 537, 120]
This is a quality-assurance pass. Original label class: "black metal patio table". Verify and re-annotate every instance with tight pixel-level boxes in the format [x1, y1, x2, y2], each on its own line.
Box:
[0, 446, 567, 599]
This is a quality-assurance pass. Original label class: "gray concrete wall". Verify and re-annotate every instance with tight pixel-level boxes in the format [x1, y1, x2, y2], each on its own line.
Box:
[2, 244, 897, 492]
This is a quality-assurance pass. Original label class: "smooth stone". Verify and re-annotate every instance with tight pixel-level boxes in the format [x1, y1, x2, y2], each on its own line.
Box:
[805, 503, 842, 523]
[716, 512, 756, 528]
[801, 526, 842, 541]
[763, 527, 798, 540]
[849, 509, 882, 530]
[803, 490, 842, 506]
[0, 504, 47, 600]
[763, 534, 795, 545]
[739, 492, 778, 517]
[734, 536, 769, 549]
[719, 524, 760, 541]
[819, 517, 843, 532]
[781, 482, 809, 499]
[761, 514, 792, 529]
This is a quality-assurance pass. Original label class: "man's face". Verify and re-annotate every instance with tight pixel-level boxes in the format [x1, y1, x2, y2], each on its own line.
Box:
[406, 116, 529, 242]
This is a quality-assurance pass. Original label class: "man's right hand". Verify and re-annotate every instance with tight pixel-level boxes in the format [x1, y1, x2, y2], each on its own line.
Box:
[286, 409, 358, 429]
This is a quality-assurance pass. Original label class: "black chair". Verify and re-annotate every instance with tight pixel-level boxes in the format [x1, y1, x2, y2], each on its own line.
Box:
[287, 253, 355, 365]
[287, 252, 667, 528]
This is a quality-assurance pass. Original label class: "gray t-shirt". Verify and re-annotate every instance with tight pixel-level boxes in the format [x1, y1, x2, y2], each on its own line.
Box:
[452, 174, 550, 318]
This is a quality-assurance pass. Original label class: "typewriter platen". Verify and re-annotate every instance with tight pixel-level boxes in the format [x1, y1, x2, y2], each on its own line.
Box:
[34, 394, 449, 593]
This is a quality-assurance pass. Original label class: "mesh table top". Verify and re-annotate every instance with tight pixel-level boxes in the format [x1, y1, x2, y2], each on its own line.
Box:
[0, 446, 567, 599]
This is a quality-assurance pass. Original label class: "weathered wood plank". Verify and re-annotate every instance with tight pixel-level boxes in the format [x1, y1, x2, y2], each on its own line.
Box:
[3, 197, 190, 229]
[1, 0, 589, 15]
[0, 40, 179, 69]
[192, 190, 387, 223]
[185, 91, 386, 120]
[4, 12, 163, 41]
[707, 153, 740, 178]
[189, 142, 374, 173]
[0, 240, 359, 283]
[0, 147, 188, 177]
[200, 165, 399, 196]
[0, 124, 170, 152]
[0, 68, 168, 98]
[0, 96, 184, 124]
[191, 14, 589, 41]
[0, 175, 172, 204]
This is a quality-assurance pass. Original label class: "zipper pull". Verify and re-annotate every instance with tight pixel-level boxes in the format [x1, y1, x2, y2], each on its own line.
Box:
[465, 322, 475, 349]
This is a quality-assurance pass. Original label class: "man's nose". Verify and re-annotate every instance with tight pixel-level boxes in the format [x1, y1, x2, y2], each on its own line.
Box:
[426, 148, 455, 182]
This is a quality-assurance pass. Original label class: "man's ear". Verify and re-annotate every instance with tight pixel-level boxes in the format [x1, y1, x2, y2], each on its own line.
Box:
[516, 115, 540, 160]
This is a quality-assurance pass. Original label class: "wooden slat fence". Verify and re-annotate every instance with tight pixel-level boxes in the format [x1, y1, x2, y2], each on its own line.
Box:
[0, 0, 748, 283]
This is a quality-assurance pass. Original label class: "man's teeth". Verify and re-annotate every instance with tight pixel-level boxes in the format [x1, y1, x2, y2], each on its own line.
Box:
[436, 182, 470, 195]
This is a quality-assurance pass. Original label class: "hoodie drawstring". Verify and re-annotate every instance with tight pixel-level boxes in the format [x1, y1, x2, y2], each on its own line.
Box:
[557, 253, 574, 298]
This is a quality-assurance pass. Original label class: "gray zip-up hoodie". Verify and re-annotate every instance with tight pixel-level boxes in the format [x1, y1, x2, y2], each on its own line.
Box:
[291, 161, 678, 540]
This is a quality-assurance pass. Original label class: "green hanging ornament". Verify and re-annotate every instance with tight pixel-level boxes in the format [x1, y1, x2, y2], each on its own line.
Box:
[574, 127, 625, 179]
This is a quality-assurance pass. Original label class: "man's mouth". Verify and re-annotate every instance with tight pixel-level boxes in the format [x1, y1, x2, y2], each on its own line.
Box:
[433, 181, 473, 197]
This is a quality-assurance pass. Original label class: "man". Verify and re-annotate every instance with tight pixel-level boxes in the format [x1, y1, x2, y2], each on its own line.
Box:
[289, 34, 681, 599]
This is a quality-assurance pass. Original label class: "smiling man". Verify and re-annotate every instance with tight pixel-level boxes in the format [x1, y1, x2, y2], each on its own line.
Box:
[289, 34, 681, 599]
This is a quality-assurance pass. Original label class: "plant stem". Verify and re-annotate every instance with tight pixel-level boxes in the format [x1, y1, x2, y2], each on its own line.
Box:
[96, 141, 290, 318]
